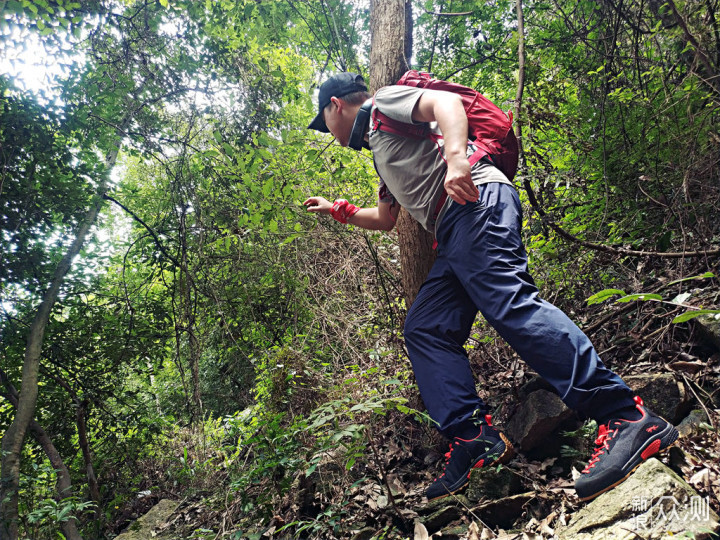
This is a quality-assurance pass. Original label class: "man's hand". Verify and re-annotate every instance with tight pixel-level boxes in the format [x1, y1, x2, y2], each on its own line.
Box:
[444, 154, 477, 205]
[303, 196, 332, 214]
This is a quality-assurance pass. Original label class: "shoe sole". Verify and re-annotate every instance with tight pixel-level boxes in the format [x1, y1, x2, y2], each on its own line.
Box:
[578, 424, 680, 502]
[427, 433, 516, 502]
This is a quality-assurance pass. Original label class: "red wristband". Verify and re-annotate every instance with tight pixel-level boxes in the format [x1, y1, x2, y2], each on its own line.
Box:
[330, 199, 360, 224]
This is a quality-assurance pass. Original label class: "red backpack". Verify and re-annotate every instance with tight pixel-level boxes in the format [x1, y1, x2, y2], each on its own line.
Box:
[372, 70, 518, 181]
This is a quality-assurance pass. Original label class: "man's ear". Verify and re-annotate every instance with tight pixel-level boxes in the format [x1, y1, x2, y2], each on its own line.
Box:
[329, 96, 342, 113]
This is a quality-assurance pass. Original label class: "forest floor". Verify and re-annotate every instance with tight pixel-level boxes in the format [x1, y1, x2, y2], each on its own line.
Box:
[114, 262, 720, 539]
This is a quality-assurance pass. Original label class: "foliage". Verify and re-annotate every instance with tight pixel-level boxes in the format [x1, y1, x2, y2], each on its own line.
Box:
[1, 0, 718, 538]
[0, 76, 97, 302]
[26, 496, 95, 531]
[587, 272, 720, 323]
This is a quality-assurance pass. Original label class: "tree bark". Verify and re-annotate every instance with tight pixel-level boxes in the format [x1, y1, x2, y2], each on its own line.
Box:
[76, 402, 101, 522]
[515, 0, 527, 168]
[370, 0, 435, 309]
[0, 118, 128, 540]
[0, 370, 83, 540]
[178, 208, 204, 424]
[27, 424, 84, 540]
[517, 0, 536, 210]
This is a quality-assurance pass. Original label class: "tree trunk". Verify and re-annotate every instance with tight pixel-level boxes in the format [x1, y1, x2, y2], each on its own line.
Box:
[0, 370, 83, 540]
[0, 119, 128, 540]
[515, 0, 527, 169]
[27, 424, 84, 540]
[76, 402, 101, 523]
[370, 0, 435, 309]
[178, 208, 203, 424]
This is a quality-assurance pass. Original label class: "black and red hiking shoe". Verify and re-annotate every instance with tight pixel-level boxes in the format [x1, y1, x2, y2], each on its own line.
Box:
[425, 415, 514, 501]
[575, 396, 679, 501]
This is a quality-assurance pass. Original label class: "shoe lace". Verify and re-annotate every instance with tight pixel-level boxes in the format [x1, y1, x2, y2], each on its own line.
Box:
[583, 424, 616, 472]
[434, 417, 493, 482]
[433, 443, 456, 481]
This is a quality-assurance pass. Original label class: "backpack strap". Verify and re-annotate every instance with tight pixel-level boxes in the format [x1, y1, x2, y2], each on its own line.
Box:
[371, 104, 431, 140]
[371, 102, 490, 166]
[371, 96, 498, 249]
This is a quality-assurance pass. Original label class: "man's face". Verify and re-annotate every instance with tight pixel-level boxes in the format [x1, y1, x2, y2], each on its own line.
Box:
[323, 98, 350, 147]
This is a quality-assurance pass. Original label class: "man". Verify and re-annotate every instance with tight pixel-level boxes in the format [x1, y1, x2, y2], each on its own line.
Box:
[303, 72, 678, 502]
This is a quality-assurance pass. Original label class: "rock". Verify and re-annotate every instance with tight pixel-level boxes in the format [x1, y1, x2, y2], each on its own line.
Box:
[420, 491, 533, 534]
[517, 375, 557, 399]
[350, 527, 376, 540]
[115, 499, 179, 540]
[420, 493, 469, 512]
[505, 390, 573, 452]
[435, 525, 469, 539]
[472, 491, 534, 529]
[421, 504, 463, 533]
[558, 458, 719, 539]
[624, 373, 691, 423]
[467, 465, 522, 502]
[694, 313, 720, 350]
[676, 409, 709, 437]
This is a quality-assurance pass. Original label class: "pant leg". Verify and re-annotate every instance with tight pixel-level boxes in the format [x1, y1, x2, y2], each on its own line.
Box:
[437, 182, 635, 422]
[404, 256, 486, 438]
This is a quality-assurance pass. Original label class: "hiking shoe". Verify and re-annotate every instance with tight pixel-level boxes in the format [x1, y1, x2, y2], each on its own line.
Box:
[575, 396, 679, 501]
[425, 415, 514, 501]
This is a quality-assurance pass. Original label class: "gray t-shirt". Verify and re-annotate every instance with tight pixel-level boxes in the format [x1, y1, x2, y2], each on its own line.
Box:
[368, 85, 512, 234]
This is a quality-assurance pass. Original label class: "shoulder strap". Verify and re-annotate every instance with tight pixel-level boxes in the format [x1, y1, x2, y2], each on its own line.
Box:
[372, 108, 432, 140]
[371, 94, 431, 140]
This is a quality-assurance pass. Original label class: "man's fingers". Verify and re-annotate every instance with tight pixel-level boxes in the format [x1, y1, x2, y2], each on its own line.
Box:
[446, 179, 478, 204]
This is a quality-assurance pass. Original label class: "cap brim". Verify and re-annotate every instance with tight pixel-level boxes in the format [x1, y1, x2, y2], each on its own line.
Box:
[308, 110, 330, 133]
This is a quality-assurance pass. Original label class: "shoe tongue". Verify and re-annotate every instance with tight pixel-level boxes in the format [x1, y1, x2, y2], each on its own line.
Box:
[598, 424, 608, 437]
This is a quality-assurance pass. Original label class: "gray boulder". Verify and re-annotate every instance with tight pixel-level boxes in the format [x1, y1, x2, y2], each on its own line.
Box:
[505, 389, 573, 452]
[115, 499, 179, 540]
[624, 373, 691, 423]
[694, 312, 720, 350]
[558, 458, 719, 539]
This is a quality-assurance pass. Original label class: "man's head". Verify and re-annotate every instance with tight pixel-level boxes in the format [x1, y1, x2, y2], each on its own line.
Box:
[308, 72, 371, 146]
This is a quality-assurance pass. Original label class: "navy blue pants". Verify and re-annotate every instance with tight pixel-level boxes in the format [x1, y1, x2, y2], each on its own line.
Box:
[404, 182, 635, 438]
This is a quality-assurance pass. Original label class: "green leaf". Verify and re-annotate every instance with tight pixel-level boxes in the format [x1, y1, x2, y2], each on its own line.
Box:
[672, 310, 720, 324]
[615, 293, 663, 303]
[56, 505, 72, 522]
[667, 272, 716, 286]
[587, 289, 626, 305]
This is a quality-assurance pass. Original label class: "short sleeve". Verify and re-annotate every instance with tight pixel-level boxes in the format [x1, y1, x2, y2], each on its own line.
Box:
[373, 86, 427, 125]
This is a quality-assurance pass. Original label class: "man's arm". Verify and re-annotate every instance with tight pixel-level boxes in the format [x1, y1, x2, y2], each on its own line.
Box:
[412, 90, 477, 205]
[303, 196, 399, 231]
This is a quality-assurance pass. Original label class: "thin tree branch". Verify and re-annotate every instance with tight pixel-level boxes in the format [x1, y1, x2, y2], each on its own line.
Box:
[103, 194, 183, 268]
[665, 0, 720, 94]
[424, 9, 473, 16]
[515, 0, 527, 173]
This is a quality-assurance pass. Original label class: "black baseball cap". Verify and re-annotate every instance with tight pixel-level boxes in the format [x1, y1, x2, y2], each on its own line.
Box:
[308, 72, 368, 132]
